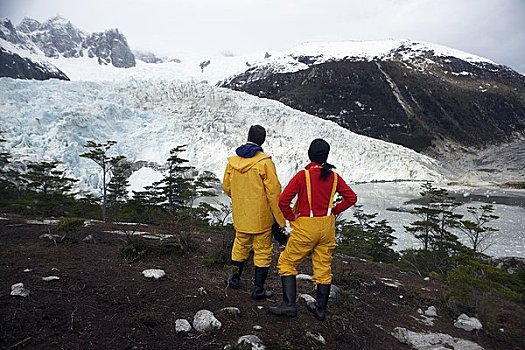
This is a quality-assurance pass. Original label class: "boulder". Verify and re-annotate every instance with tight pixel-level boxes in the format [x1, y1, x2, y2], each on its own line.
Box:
[192, 310, 221, 333]
[237, 335, 265, 350]
[142, 269, 166, 279]
[392, 327, 485, 350]
[42, 276, 60, 281]
[10, 283, 29, 297]
[454, 314, 483, 332]
[175, 319, 192, 333]
[306, 331, 326, 345]
[219, 307, 241, 317]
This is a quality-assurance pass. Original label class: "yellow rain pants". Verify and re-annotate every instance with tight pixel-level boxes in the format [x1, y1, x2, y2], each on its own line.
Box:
[231, 229, 273, 267]
[277, 170, 338, 285]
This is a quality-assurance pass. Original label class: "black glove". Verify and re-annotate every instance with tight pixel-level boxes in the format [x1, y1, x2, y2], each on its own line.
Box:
[272, 222, 288, 246]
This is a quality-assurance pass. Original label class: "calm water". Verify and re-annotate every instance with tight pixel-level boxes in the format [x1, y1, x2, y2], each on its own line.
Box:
[346, 182, 525, 258]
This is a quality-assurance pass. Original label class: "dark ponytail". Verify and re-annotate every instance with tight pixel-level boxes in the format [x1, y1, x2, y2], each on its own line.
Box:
[320, 162, 336, 180]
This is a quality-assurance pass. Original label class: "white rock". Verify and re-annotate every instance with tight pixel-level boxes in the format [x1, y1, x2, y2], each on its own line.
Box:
[39, 233, 61, 240]
[220, 307, 241, 316]
[206, 238, 212, 242]
[192, 310, 221, 333]
[424, 277, 431, 281]
[257, 306, 263, 310]
[28, 219, 59, 225]
[23, 269, 32, 272]
[142, 269, 166, 279]
[425, 306, 438, 317]
[454, 314, 482, 331]
[42, 276, 60, 281]
[298, 293, 316, 306]
[198, 287, 207, 296]
[175, 319, 192, 333]
[329, 284, 341, 301]
[237, 335, 265, 350]
[10, 283, 29, 297]
[380, 277, 403, 288]
[392, 327, 485, 350]
[253, 325, 263, 330]
[296, 274, 312, 281]
[306, 331, 326, 345]
[83, 234, 95, 243]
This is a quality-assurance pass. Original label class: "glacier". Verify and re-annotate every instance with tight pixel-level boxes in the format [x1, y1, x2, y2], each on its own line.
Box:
[0, 77, 445, 193]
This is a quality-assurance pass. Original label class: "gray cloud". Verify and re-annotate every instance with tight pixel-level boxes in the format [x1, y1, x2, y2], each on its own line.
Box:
[2, 0, 524, 73]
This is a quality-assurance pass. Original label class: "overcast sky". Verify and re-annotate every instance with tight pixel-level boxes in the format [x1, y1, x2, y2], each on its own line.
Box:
[2, 0, 524, 73]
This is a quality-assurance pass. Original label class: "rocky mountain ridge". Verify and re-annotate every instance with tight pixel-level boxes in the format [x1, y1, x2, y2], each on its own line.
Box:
[0, 16, 135, 68]
[220, 40, 525, 159]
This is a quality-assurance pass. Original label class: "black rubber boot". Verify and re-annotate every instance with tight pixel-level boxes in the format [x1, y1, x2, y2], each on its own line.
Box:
[251, 267, 273, 300]
[267, 276, 297, 317]
[307, 284, 331, 321]
[228, 260, 244, 289]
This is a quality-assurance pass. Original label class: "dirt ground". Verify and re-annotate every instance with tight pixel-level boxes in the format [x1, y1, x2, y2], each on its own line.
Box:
[0, 215, 523, 350]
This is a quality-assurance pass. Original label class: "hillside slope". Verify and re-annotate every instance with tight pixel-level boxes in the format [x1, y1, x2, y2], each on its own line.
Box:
[220, 40, 525, 154]
[1, 216, 523, 350]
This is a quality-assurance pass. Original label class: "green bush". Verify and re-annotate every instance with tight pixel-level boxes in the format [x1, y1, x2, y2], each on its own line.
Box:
[55, 217, 85, 232]
[120, 230, 197, 262]
[446, 258, 525, 316]
[336, 207, 399, 263]
[121, 238, 151, 261]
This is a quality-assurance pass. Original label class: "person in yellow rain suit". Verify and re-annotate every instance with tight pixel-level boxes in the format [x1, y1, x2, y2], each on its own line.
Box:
[222, 125, 286, 300]
[268, 138, 357, 320]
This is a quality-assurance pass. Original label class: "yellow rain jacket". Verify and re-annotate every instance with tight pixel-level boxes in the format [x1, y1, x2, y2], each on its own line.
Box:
[223, 151, 286, 234]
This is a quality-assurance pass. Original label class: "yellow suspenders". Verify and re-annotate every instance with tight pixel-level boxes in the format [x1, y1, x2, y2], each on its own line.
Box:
[304, 169, 338, 217]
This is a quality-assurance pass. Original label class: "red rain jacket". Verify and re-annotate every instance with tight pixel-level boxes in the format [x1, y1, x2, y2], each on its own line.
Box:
[279, 162, 357, 221]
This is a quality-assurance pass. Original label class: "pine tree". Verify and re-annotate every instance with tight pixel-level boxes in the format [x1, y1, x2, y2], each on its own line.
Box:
[158, 146, 194, 214]
[404, 182, 468, 273]
[405, 181, 464, 255]
[337, 206, 399, 263]
[106, 155, 131, 221]
[404, 182, 441, 251]
[24, 161, 77, 195]
[80, 140, 124, 221]
[183, 170, 221, 223]
[21, 160, 78, 216]
[458, 204, 499, 254]
[129, 183, 165, 224]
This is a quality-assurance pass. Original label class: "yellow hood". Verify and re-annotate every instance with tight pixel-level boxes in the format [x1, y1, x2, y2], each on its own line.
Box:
[227, 152, 271, 173]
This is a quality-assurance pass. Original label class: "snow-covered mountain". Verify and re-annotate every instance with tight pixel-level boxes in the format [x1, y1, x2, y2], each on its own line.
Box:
[1, 16, 135, 68]
[0, 38, 69, 80]
[0, 78, 445, 196]
[219, 39, 502, 85]
[219, 40, 525, 184]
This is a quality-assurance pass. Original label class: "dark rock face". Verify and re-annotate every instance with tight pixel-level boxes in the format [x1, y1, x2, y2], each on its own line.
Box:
[1, 16, 136, 68]
[82, 29, 135, 68]
[0, 18, 33, 49]
[221, 55, 525, 153]
[26, 16, 86, 58]
[16, 17, 41, 33]
[0, 48, 69, 80]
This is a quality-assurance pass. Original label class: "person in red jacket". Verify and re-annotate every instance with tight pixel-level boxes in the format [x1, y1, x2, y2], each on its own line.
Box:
[268, 138, 357, 321]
